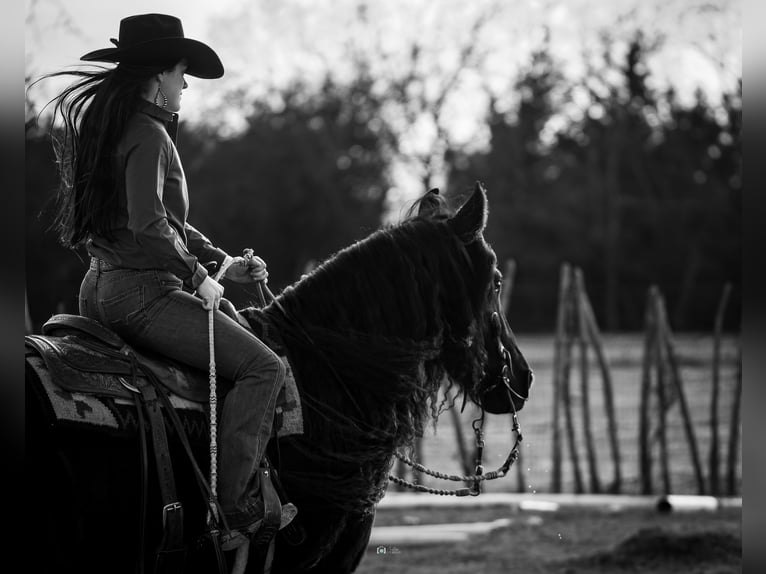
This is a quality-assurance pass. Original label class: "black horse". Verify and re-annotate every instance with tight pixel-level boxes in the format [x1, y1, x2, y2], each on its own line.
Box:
[26, 183, 533, 573]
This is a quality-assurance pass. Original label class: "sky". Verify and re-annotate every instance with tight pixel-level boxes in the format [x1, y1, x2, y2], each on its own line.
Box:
[25, 0, 742, 207]
[26, 0, 742, 118]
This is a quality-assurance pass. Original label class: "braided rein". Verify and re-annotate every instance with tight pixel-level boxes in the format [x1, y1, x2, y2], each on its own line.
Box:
[388, 391, 523, 497]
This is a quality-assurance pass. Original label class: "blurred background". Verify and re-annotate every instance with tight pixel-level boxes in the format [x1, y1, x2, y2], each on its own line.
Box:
[25, 0, 742, 501]
[25, 0, 741, 334]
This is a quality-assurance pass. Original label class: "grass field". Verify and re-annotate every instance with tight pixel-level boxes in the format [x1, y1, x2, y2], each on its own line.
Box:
[356, 503, 742, 574]
[396, 332, 741, 497]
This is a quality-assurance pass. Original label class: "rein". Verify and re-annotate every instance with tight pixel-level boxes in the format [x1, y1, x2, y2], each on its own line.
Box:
[206, 308, 221, 524]
[389, 379, 524, 497]
[206, 257, 237, 525]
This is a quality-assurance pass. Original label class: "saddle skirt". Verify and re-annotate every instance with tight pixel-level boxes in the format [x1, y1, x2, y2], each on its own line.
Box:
[25, 313, 304, 442]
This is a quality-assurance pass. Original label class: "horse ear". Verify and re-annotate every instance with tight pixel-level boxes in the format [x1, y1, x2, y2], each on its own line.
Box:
[449, 182, 488, 242]
[418, 188, 442, 217]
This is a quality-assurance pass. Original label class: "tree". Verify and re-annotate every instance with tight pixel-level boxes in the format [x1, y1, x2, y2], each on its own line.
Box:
[448, 37, 578, 330]
[444, 30, 740, 332]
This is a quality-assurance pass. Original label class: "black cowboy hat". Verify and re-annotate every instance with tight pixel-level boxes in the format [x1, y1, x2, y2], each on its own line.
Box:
[80, 13, 224, 79]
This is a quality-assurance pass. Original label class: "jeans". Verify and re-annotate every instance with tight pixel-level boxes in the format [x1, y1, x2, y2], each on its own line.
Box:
[79, 258, 285, 521]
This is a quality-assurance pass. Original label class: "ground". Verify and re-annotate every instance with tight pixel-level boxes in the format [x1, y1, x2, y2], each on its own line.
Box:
[355, 504, 741, 574]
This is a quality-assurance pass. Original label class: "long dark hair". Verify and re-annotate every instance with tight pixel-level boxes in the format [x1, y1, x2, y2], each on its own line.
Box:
[39, 63, 168, 248]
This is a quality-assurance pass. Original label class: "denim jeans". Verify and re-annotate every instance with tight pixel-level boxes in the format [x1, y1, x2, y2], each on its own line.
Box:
[79, 258, 285, 521]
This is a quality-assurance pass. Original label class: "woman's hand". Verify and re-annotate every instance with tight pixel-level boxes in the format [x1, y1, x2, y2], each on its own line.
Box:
[224, 254, 269, 284]
[197, 275, 225, 310]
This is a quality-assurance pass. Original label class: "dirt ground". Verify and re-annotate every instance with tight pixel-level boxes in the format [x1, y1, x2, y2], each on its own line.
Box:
[355, 505, 741, 574]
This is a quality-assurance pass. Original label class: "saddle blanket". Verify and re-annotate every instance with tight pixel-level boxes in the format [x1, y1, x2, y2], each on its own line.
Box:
[26, 353, 304, 442]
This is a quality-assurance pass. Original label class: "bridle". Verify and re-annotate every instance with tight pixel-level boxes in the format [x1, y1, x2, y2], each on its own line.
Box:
[389, 311, 529, 496]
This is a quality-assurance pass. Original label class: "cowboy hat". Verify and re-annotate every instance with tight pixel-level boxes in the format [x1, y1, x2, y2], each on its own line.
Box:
[80, 13, 224, 79]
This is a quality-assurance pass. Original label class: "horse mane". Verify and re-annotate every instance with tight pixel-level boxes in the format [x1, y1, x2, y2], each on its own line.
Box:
[246, 193, 498, 513]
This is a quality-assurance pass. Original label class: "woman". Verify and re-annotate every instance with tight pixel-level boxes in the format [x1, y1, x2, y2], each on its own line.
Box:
[43, 13, 294, 551]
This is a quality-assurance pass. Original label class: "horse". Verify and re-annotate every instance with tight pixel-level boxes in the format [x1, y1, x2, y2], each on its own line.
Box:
[25, 182, 533, 574]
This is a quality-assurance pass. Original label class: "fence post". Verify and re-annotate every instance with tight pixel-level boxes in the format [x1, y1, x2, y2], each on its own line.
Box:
[559, 269, 583, 494]
[394, 438, 424, 491]
[395, 457, 407, 492]
[726, 348, 742, 496]
[414, 436, 423, 486]
[639, 287, 657, 495]
[574, 268, 601, 493]
[449, 391, 473, 482]
[709, 282, 732, 496]
[655, 292, 706, 494]
[580, 275, 622, 493]
[654, 292, 672, 494]
[550, 263, 571, 493]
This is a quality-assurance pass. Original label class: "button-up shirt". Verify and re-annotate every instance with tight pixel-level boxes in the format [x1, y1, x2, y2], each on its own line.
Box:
[87, 100, 227, 290]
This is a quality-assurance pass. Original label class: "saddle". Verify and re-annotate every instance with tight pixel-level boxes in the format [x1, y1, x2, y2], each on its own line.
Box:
[26, 313, 303, 436]
[25, 313, 305, 573]
[29, 313, 232, 402]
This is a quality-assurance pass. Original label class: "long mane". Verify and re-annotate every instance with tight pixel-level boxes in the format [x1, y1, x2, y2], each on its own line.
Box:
[246, 200, 498, 513]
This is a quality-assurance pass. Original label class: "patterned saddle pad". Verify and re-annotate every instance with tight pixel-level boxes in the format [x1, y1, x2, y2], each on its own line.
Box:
[25, 315, 304, 442]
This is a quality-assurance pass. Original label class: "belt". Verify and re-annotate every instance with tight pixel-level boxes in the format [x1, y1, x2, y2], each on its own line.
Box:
[89, 257, 121, 271]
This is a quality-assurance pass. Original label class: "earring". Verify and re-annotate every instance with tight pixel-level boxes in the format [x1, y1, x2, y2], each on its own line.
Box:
[154, 86, 168, 108]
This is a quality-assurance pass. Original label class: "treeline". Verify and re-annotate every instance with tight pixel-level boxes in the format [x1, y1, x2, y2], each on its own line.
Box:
[25, 36, 740, 333]
[448, 37, 741, 332]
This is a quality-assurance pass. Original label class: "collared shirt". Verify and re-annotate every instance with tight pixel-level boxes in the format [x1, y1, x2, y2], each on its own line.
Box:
[87, 100, 227, 290]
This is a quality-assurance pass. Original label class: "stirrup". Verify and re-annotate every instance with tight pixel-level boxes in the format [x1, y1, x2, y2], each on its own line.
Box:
[219, 503, 298, 552]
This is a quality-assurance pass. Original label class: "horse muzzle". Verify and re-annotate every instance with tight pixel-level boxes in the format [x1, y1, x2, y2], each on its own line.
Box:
[480, 312, 533, 414]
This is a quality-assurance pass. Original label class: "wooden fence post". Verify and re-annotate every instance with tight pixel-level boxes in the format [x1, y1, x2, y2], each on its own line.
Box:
[395, 457, 407, 491]
[558, 268, 583, 494]
[580, 274, 622, 493]
[414, 437, 423, 485]
[550, 263, 571, 493]
[639, 286, 657, 495]
[394, 438, 424, 491]
[709, 282, 732, 496]
[449, 392, 473, 480]
[574, 268, 601, 493]
[655, 292, 706, 494]
[654, 293, 672, 494]
[726, 348, 742, 495]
